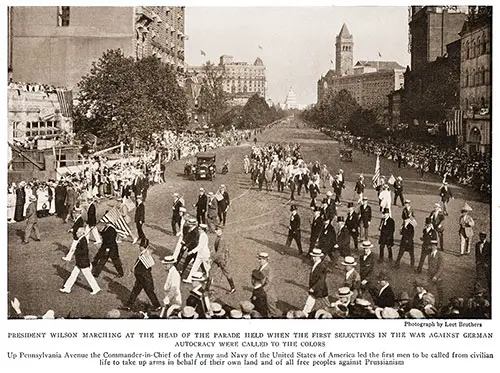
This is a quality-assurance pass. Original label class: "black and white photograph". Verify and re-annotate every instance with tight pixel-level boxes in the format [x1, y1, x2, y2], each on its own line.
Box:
[5, 4, 492, 322]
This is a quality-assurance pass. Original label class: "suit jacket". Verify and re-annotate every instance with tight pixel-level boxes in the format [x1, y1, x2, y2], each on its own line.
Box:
[75, 237, 90, 269]
[207, 197, 218, 218]
[186, 286, 210, 319]
[217, 191, 230, 211]
[359, 204, 372, 227]
[101, 225, 118, 254]
[65, 187, 77, 206]
[317, 224, 336, 252]
[354, 180, 365, 194]
[55, 185, 66, 202]
[259, 264, 277, 303]
[344, 269, 361, 300]
[172, 198, 183, 218]
[332, 180, 343, 194]
[421, 226, 438, 248]
[428, 251, 444, 280]
[289, 213, 301, 232]
[360, 252, 376, 282]
[309, 261, 328, 299]
[213, 235, 229, 268]
[400, 223, 415, 249]
[87, 202, 97, 226]
[429, 210, 445, 232]
[401, 206, 414, 220]
[459, 213, 474, 238]
[439, 185, 453, 201]
[310, 215, 324, 241]
[196, 194, 208, 213]
[337, 226, 351, 255]
[375, 285, 396, 308]
[135, 202, 145, 223]
[475, 240, 491, 268]
[393, 180, 403, 194]
[71, 216, 85, 240]
[251, 286, 268, 318]
[345, 211, 359, 234]
[378, 217, 395, 246]
[25, 201, 37, 223]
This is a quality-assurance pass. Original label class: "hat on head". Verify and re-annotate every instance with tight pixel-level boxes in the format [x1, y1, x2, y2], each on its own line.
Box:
[461, 203, 472, 212]
[355, 298, 372, 308]
[181, 306, 198, 319]
[251, 269, 265, 281]
[383, 208, 390, 214]
[290, 205, 297, 211]
[425, 217, 432, 224]
[362, 196, 368, 201]
[29, 195, 37, 202]
[337, 287, 353, 297]
[359, 174, 364, 179]
[326, 191, 333, 197]
[230, 309, 243, 319]
[361, 241, 374, 249]
[220, 184, 226, 188]
[479, 231, 487, 237]
[397, 176, 403, 180]
[211, 303, 226, 317]
[424, 304, 438, 317]
[434, 203, 441, 208]
[173, 193, 179, 197]
[257, 252, 269, 259]
[208, 192, 214, 196]
[375, 307, 400, 319]
[199, 223, 208, 229]
[191, 272, 206, 282]
[347, 202, 354, 208]
[187, 218, 198, 225]
[136, 195, 143, 200]
[310, 248, 324, 257]
[337, 216, 344, 222]
[406, 308, 425, 319]
[106, 309, 121, 319]
[240, 301, 255, 314]
[161, 255, 176, 265]
[430, 239, 438, 246]
[315, 309, 333, 319]
[396, 291, 410, 301]
[341, 256, 357, 266]
[166, 304, 182, 318]
[404, 199, 411, 204]
[179, 207, 187, 213]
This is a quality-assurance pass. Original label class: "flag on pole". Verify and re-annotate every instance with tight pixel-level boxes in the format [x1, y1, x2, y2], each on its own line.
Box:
[200, 49, 206, 56]
[56, 88, 73, 117]
[138, 249, 155, 269]
[372, 155, 381, 188]
[445, 110, 463, 136]
[100, 207, 132, 237]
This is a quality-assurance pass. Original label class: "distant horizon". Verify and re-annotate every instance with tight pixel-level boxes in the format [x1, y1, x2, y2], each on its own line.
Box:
[185, 7, 410, 106]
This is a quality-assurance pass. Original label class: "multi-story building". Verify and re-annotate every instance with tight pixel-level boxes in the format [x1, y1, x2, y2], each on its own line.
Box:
[8, 6, 187, 90]
[283, 87, 298, 110]
[317, 24, 405, 110]
[408, 6, 468, 72]
[459, 6, 492, 154]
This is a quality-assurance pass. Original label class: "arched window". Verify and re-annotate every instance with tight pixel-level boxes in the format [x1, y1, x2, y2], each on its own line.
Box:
[478, 37, 484, 55]
[481, 97, 485, 108]
[484, 68, 490, 85]
[484, 32, 490, 53]
[465, 69, 469, 86]
[471, 69, 475, 86]
[471, 41, 476, 58]
[465, 98, 469, 109]
[465, 41, 470, 59]
[477, 37, 481, 55]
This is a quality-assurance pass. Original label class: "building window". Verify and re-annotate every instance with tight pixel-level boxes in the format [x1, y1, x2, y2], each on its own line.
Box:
[484, 69, 490, 85]
[476, 37, 481, 56]
[57, 6, 70, 27]
[471, 41, 476, 58]
[478, 37, 484, 55]
[465, 41, 470, 59]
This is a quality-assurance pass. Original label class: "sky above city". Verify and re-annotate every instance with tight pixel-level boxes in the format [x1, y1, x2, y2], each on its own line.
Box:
[185, 6, 410, 107]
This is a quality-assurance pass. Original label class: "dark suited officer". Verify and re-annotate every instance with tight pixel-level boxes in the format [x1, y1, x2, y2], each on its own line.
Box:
[122, 239, 161, 312]
[359, 197, 372, 241]
[378, 208, 395, 262]
[91, 222, 124, 278]
[135, 195, 147, 247]
[302, 248, 329, 317]
[283, 204, 303, 255]
[309, 207, 324, 253]
[416, 217, 437, 273]
[194, 188, 208, 224]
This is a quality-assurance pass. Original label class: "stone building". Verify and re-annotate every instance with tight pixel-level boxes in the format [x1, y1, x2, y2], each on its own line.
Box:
[459, 6, 492, 154]
[8, 6, 187, 90]
[283, 87, 299, 110]
[335, 23, 353, 77]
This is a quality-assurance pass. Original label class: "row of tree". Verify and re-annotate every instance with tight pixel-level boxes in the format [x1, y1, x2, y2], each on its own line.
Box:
[73, 50, 281, 149]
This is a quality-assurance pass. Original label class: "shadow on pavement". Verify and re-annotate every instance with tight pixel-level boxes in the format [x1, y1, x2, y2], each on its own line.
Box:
[245, 237, 286, 256]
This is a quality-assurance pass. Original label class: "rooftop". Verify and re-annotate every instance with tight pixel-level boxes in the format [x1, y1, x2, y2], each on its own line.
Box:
[354, 60, 405, 71]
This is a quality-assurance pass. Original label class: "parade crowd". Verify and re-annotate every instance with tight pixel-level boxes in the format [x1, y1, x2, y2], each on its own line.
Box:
[325, 129, 491, 195]
[8, 123, 491, 320]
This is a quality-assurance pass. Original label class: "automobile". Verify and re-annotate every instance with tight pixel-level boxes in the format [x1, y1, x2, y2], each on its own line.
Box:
[340, 148, 353, 162]
[192, 152, 216, 180]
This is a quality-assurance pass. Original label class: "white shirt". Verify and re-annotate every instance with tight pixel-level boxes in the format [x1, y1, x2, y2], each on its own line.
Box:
[164, 266, 181, 305]
[379, 283, 389, 296]
[311, 260, 321, 273]
[345, 268, 355, 280]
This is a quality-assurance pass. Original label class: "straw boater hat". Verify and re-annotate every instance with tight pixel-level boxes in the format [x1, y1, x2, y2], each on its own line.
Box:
[314, 309, 333, 319]
[180, 306, 198, 319]
[173, 192, 179, 197]
[310, 248, 324, 257]
[229, 309, 243, 319]
[257, 252, 269, 260]
[286, 310, 306, 319]
[341, 256, 357, 266]
[355, 298, 372, 308]
[211, 303, 226, 317]
[326, 191, 333, 197]
[166, 304, 182, 318]
[406, 308, 425, 319]
[240, 301, 255, 314]
[375, 307, 400, 319]
[191, 272, 206, 282]
[179, 207, 187, 213]
[461, 203, 473, 212]
[337, 287, 353, 298]
[161, 256, 176, 265]
[361, 241, 374, 249]
[29, 195, 36, 202]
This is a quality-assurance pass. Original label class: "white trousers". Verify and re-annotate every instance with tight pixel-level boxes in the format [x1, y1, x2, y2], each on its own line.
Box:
[303, 295, 330, 317]
[187, 256, 211, 281]
[85, 225, 102, 244]
[460, 235, 471, 254]
[64, 239, 79, 261]
[62, 266, 101, 293]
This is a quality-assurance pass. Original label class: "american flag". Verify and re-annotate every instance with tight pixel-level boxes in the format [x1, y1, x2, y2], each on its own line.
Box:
[446, 110, 463, 136]
[100, 207, 132, 237]
[56, 88, 73, 117]
[138, 249, 155, 269]
[372, 155, 381, 188]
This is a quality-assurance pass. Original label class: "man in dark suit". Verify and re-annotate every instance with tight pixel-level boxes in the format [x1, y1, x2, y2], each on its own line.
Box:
[283, 205, 303, 255]
[439, 181, 453, 216]
[64, 183, 77, 223]
[186, 272, 212, 318]
[91, 222, 124, 278]
[171, 193, 184, 236]
[302, 249, 329, 317]
[428, 240, 444, 307]
[373, 271, 395, 308]
[59, 227, 101, 295]
[359, 241, 377, 299]
[332, 175, 343, 204]
[309, 207, 324, 253]
[354, 175, 365, 203]
[123, 239, 161, 311]
[401, 199, 414, 220]
[475, 232, 491, 292]
[317, 218, 337, 263]
[217, 185, 231, 226]
[393, 176, 404, 206]
[135, 195, 147, 247]
[321, 197, 336, 222]
[194, 188, 207, 224]
[395, 218, 415, 270]
[416, 217, 438, 273]
[359, 197, 372, 241]
[206, 192, 218, 233]
[345, 202, 359, 251]
[211, 224, 236, 294]
[86, 197, 102, 245]
[378, 208, 395, 262]
[336, 216, 351, 257]
[250, 270, 268, 318]
[54, 180, 67, 219]
[23, 195, 40, 244]
[429, 203, 445, 251]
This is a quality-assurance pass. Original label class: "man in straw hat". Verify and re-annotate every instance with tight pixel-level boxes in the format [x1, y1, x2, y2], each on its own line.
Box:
[375, 307, 400, 319]
[211, 224, 236, 294]
[283, 205, 303, 255]
[217, 184, 231, 226]
[359, 241, 376, 297]
[180, 306, 199, 319]
[161, 256, 181, 308]
[429, 203, 445, 251]
[302, 249, 329, 317]
[186, 272, 212, 319]
[394, 217, 416, 270]
[256, 252, 280, 318]
[59, 227, 101, 295]
[330, 287, 353, 317]
[250, 271, 268, 318]
[183, 223, 211, 284]
[428, 240, 445, 307]
[171, 192, 184, 236]
[211, 302, 226, 319]
[342, 256, 360, 304]
[194, 188, 207, 225]
[345, 202, 360, 251]
[23, 195, 40, 244]
[459, 203, 475, 255]
[416, 217, 437, 273]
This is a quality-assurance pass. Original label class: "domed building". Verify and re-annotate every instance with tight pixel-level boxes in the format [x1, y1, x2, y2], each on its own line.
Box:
[284, 87, 298, 109]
